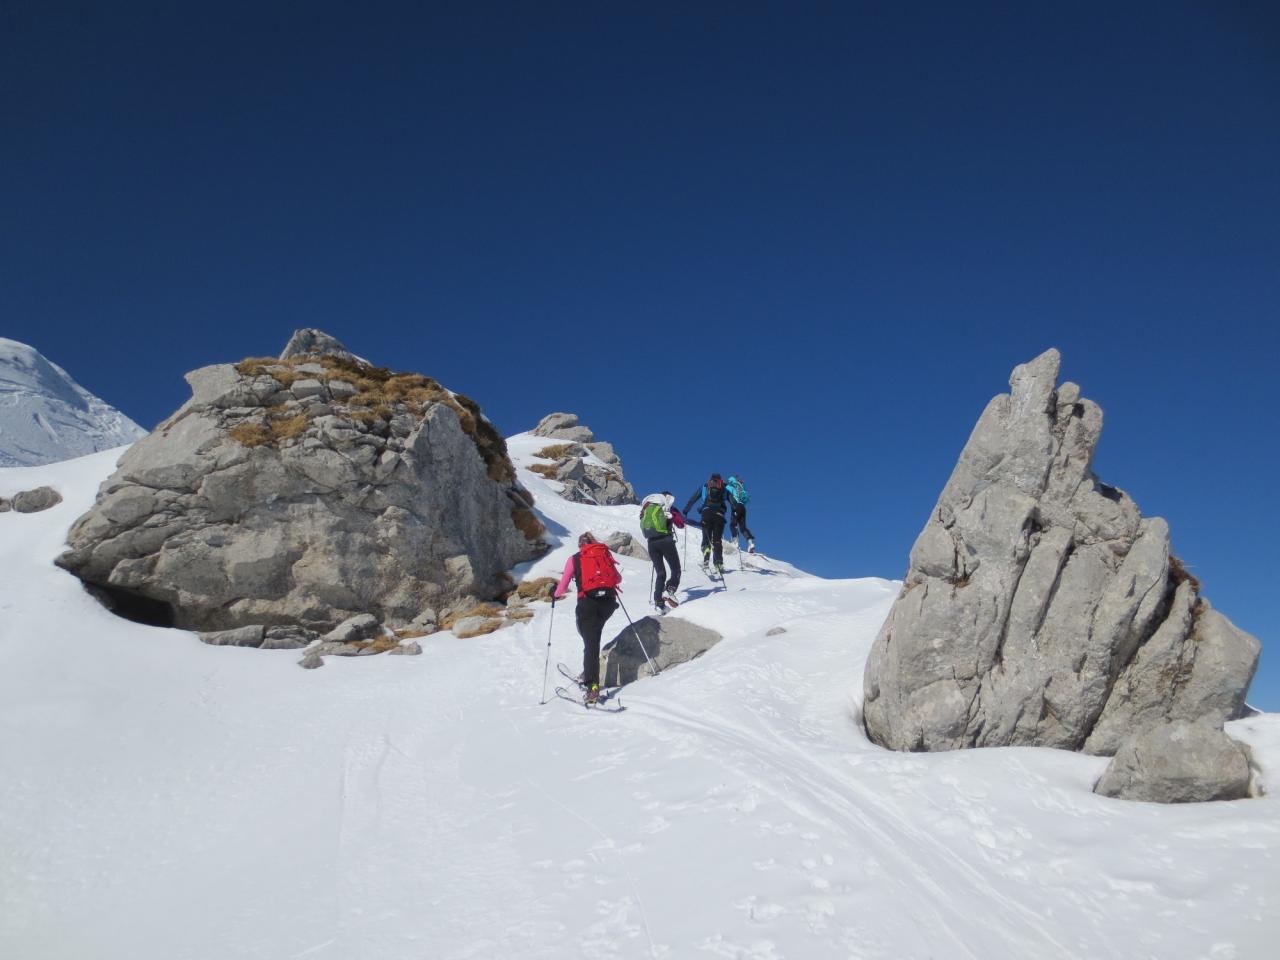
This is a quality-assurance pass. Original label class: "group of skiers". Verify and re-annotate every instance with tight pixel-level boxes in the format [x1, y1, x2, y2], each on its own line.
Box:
[552, 472, 755, 704]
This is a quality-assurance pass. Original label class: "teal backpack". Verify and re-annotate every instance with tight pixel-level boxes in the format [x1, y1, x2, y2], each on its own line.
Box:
[727, 477, 750, 505]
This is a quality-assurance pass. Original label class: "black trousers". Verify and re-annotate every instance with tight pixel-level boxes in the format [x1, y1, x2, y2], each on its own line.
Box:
[575, 590, 617, 688]
[700, 511, 726, 566]
[729, 504, 754, 542]
[647, 535, 681, 604]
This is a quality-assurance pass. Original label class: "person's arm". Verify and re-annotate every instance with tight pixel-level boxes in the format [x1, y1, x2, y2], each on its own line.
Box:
[671, 508, 686, 529]
[552, 555, 576, 600]
[683, 487, 703, 515]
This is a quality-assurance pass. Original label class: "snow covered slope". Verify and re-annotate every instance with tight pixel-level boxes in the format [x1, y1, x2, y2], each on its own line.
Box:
[0, 337, 146, 467]
[1, 436, 1278, 959]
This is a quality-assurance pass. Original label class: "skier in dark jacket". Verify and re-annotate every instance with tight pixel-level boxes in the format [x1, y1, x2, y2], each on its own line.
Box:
[639, 491, 685, 613]
[552, 532, 620, 704]
[684, 473, 730, 574]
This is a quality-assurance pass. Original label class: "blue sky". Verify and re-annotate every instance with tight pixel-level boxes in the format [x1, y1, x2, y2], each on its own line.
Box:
[4, 2, 1278, 707]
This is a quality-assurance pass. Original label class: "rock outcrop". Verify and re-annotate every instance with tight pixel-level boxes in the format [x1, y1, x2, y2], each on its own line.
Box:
[530, 413, 636, 505]
[862, 350, 1260, 771]
[602, 616, 722, 686]
[1, 486, 63, 513]
[57, 331, 546, 636]
[1094, 721, 1253, 803]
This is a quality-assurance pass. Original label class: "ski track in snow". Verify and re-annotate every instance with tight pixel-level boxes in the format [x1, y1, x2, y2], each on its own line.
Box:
[2, 439, 1279, 959]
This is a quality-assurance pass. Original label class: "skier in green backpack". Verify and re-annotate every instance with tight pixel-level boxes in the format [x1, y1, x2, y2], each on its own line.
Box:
[639, 491, 686, 613]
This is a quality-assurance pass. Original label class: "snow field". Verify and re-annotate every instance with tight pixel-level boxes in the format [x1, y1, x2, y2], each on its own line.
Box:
[1, 441, 1278, 959]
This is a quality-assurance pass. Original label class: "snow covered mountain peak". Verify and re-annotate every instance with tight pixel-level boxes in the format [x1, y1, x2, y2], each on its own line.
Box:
[0, 337, 146, 467]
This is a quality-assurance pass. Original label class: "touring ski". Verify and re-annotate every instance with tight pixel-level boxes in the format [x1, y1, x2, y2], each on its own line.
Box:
[554, 685, 625, 712]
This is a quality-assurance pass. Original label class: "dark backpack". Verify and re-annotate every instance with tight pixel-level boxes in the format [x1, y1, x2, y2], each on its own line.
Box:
[573, 543, 622, 596]
[704, 479, 727, 512]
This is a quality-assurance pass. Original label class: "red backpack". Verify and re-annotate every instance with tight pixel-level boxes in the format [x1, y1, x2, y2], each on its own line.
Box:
[574, 542, 621, 596]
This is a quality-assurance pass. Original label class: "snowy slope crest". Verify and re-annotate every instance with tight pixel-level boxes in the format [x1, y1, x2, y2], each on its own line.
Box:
[0, 337, 147, 467]
[1, 434, 1278, 959]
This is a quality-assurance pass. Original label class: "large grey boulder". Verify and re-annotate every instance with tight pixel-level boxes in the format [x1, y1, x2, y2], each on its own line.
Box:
[57, 330, 546, 635]
[863, 349, 1259, 762]
[1094, 721, 1253, 803]
[604, 530, 650, 561]
[12, 486, 63, 513]
[530, 413, 637, 506]
[602, 616, 722, 686]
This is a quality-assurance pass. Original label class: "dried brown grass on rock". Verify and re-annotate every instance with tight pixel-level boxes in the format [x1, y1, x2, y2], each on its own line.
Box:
[228, 422, 273, 447]
[527, 463, 559, 479]
[534, 444, 575, 460]
[515, 577, 559, 602]
[353, 635, 401, 655]
[1169, 554, 1202, 593]
[440, 603, 503, 631]
[271, 414, 309, 442]
[453, 617, 506, 639]
[511, 507, 545, 541]
[231, 353, 521, 486]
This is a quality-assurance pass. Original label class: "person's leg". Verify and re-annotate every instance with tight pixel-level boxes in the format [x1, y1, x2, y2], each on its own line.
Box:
[737, 505, 754, 542]
[578, 599, 596, 686]
[580, 595, 616, 690]
[648, 539, 667, 605]
[700, 522, 712, 565]
[659, 537, 681, 593]
[708, 513, 726, 567]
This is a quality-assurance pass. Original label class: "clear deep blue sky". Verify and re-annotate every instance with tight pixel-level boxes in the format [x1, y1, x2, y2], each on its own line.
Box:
[4, 3, 1278, 707]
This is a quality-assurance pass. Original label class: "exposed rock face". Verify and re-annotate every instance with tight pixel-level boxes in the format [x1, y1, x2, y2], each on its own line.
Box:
[57, 331, 546, 635]
[1094, 721, 1253, 803]
[602, 616, 722, 686]
[531, 413, 637, 506]
[279, 328, 359, 364]
[863, 350, 1260, 762]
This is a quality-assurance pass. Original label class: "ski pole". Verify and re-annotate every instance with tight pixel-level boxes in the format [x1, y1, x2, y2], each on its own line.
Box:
[539, 598, 556, 704]
[615, 596, 661, 677]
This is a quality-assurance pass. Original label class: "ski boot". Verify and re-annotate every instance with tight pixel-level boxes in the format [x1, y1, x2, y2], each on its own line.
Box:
[585, 684, 600, 705]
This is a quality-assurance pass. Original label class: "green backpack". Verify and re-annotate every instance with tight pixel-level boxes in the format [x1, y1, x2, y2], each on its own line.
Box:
[640, 502, 671, 539]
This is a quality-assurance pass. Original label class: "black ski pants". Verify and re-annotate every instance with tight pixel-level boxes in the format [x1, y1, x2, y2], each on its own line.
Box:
[575, 590, 617, 689]
[647, 535, 680, 604]
[730, 504, 754, 542]
[700, 511, 726, 567]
